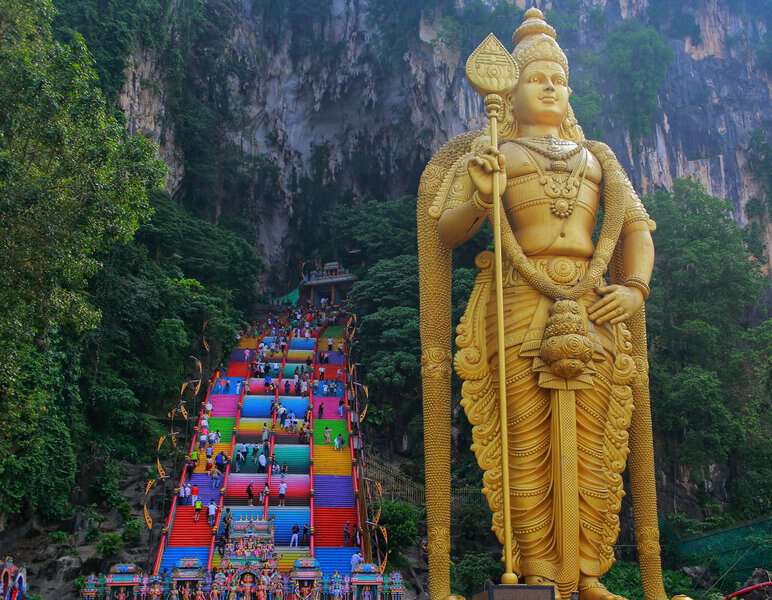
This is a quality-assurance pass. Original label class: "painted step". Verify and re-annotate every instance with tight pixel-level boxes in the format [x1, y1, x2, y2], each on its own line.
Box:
[168, 506, 214, 547]
[267, 507, 311, 545]
[314, 380, 344, 396]
[226, 362, 248, 378]
[193, 444, 231, 473]
[312, 446, 351, 476]
[187, 473, 222, 504]
[313, 397, 344, 420]
[276, 396, 310, 416]
[204, 418, 236, 442]
[313, 420, 348, 446]
[159, 546, 209, 575]
[315, 547, 358, 577]
[213, 378, 244, 394]
[210, 396, 239, 417]
[275, 546, 310, 573]
[237, 337, 258, 349]
[242, 396, 274, 419]
[289, 339, 316, 350]
[313, 507, 358, 547]
[274, 444, 310, 473]
[313, 475, 355, 508]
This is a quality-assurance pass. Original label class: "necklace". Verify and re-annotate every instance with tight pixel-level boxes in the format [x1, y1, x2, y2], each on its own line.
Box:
[517, 145, 588, 218]
[515, 136, 583, 162]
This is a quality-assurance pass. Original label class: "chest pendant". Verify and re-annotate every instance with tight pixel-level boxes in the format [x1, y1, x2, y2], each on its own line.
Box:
[517, 139, 589, 219]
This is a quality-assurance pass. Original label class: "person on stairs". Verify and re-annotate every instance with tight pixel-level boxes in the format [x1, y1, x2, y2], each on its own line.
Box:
[343, 522, 350, 546]
[302, 524, 309, 546]
[324, 427, 332, 445]
[290, 524, 300, 548]
[278, 481, 288, 507]
[246, 481, 255, 506]
[191, 483, 199, 506]
[207, 499, 217, 527]
[194, 499, 203, 523]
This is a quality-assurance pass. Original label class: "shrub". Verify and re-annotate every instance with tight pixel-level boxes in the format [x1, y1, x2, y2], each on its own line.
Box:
[96, 532, 124, 558]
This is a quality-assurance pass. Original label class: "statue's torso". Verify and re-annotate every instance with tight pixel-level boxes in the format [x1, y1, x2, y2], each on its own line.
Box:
[500, 139, 602, 258]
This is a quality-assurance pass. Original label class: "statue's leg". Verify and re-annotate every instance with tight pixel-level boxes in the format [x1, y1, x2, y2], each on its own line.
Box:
[486, 288, 560, 582]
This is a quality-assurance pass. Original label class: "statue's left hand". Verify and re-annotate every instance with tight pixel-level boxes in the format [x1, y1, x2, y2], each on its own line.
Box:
[589, 285, 644, 325]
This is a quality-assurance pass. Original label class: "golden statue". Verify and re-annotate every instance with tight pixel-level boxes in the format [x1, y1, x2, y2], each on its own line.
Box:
[418, 9, 673, 600]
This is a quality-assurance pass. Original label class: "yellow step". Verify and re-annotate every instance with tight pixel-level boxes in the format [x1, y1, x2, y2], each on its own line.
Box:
[193, 443, 231, 472]
[313, 445, 352, 476]
[275, 547, 309, 572]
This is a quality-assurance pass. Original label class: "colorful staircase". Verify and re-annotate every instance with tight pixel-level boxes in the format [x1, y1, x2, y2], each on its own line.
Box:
[310, 324, 362, 577]
[155, 359, 247, 574]
[153, 312, 365, 581]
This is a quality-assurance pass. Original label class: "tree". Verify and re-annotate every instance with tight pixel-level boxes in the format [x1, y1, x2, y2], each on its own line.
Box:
[0, 0, 164, 519]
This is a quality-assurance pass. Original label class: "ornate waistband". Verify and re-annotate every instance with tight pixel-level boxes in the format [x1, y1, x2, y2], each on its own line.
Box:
[503, 256, 592, 288]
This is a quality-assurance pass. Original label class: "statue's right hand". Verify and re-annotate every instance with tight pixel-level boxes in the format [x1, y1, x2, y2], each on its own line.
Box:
[467, 145, 506, 202]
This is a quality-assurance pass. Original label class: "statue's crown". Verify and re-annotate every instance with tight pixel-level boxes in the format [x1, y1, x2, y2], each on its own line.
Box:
[512, 7, 569, 77]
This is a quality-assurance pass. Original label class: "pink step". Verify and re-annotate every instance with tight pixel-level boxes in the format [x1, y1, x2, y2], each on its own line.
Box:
[212, 397, 239, 417]
[314, 397, 344, 420]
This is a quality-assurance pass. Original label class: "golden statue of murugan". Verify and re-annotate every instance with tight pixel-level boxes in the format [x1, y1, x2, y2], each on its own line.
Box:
[418, 8, 676, 600]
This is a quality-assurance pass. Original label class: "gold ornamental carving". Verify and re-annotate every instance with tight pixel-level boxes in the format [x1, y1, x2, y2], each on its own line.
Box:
[417, 6, 682, 600]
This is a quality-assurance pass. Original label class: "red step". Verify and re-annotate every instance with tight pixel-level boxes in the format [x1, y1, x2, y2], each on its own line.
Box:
[168, 506, 214, 547]
[312, 507, 358, 547]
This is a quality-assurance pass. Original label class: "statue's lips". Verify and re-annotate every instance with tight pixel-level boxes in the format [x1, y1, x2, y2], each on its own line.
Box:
[539, 96, 558, 103]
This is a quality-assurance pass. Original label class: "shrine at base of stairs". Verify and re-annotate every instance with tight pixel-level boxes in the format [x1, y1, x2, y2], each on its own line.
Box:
[80, 305, 405, 600]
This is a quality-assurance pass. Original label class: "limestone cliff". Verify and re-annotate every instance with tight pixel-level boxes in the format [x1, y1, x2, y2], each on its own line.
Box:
[118, 0, 772, 272]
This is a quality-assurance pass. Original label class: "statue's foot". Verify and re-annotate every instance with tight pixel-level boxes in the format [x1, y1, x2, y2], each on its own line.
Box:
[579, 577, 627, 600]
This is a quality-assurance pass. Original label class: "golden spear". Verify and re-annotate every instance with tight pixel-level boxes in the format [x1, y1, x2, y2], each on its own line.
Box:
[465, 33, 520, 585]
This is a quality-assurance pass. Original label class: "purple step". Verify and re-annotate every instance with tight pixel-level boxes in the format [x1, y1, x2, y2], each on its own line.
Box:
[187, 473, 222, 504]
[313, 475, 355, 508]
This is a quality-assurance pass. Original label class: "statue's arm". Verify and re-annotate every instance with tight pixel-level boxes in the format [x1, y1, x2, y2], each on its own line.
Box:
[620, 196, 656, 291]
[437, 171, 488, 248]
[436, 141, 507, 248]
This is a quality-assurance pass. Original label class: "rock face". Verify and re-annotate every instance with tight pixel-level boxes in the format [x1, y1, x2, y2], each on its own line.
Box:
[118, 0, 772, 272]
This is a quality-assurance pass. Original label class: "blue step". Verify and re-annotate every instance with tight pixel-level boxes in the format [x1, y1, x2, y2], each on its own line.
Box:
[212, 377, 244, 394]
[268, 507, 311, 544]
[243, 395, 274, 418]
[289, 339, 316, 350]
[277, 397, 309, 417]
[315, 547, 357, 577]
[159, 546, 209, 574]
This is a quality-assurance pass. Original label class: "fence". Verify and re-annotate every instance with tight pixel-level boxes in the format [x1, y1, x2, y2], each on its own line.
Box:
[362, 455, 484, 508]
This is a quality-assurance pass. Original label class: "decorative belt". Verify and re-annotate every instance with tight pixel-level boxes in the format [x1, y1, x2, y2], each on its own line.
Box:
[503, 256, 593, 288]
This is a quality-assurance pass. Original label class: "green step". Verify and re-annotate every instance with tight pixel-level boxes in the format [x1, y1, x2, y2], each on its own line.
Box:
[273, 444, 310, 473]
[313, 420, 348, 446]
[206, 417, 236, 443]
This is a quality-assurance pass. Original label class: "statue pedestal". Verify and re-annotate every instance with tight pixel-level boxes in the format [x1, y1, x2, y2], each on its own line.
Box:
[472, 584, 558, 600]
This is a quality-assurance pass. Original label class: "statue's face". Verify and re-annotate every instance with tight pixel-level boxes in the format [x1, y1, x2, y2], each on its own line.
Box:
[512, 60, 569, 128]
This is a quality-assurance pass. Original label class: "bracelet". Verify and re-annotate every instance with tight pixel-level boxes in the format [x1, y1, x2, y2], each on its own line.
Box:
[472, 190, 493, 212]
[624, 277, 651, 300]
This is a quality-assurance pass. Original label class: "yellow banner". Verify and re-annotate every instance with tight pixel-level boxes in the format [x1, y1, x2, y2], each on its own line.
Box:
[144, 479, 156, 496]
[156, 457, 166, 479]
[156, 435, 166, 452]
[359, 404, 368, 423]
[180, 404, 188, 420]
[143, 504, 153, 530]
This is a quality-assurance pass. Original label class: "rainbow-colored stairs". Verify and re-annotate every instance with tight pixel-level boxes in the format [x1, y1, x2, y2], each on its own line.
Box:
[311, 325, 359, 575]
[155, 360, 248, 574]
[154, 315, 364, 580]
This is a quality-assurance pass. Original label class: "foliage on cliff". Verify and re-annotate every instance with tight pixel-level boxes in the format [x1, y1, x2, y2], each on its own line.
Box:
[0, 0, 261, 524]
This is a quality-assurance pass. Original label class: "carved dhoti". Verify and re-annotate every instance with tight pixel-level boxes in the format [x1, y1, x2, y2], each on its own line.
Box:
[456, 253, 637, 597]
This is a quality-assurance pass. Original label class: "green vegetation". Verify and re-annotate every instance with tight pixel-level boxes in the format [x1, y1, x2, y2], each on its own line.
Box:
[604, 21, 674, 140]
[0, 0, 262, 529]
[378, 500, 421, 562]
[602, 561, 697, 600]
[452, 551, 503, 597]
[96, 532, 124, 558]
[646, 179, 771, 520]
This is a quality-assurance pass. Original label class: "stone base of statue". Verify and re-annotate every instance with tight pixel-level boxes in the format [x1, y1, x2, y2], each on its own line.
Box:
[472, 584, 559, 600]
